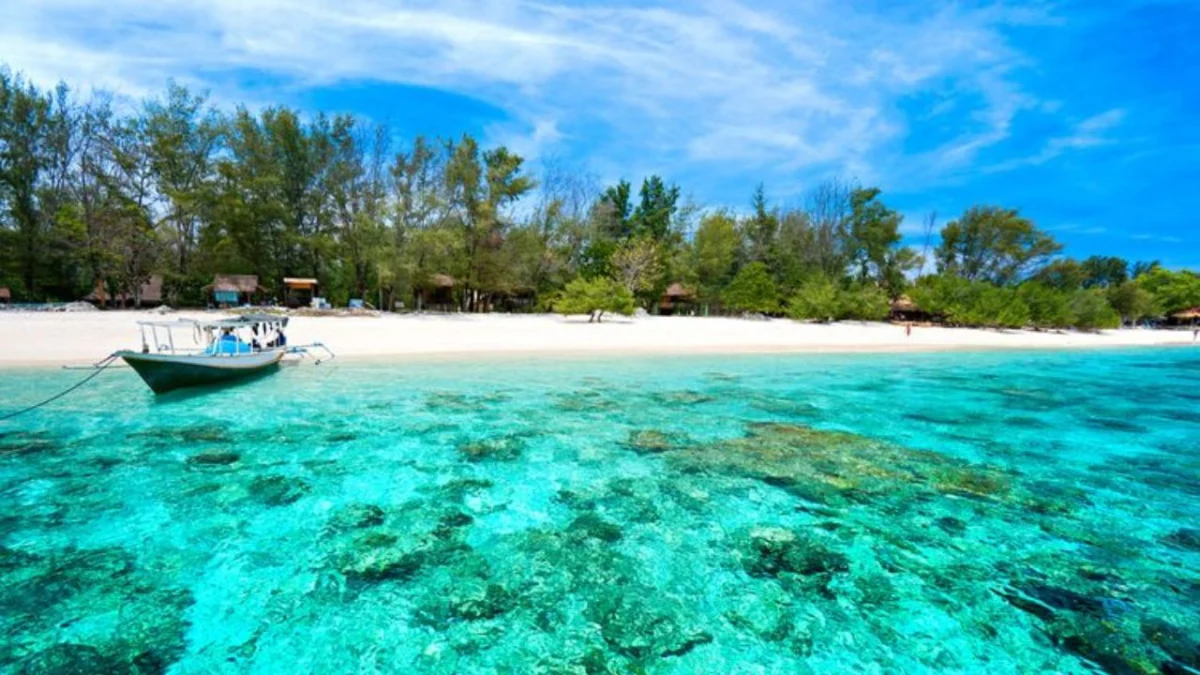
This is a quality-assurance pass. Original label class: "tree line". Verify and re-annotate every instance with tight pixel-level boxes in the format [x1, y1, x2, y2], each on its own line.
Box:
[2, 67, 1198, 328]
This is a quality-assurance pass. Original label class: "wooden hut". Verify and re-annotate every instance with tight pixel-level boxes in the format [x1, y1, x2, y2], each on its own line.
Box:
[659, 283, 695, 316]
[889, 295, 929, 323]
[83, 276, 164, 308]
[283, 277, 319, 308]
[1170, 307, 1200, 326]
[0, 287, 10, 306]
[206, 275, 263, 307]
[416, 274, 456, 311]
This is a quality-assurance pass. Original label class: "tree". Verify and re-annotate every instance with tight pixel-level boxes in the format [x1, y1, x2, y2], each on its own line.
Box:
[1033, 259, 1085, 291]
[959, 286, 1030, 329]
[722, 262, 779, 314]
[937, 206, 1061, 285]
[143, 83, 220, 277]
[845, 187, 903, 288]
[910, 275, 977, 325]
[1070, 290, 1121, 331]
[1080, 256, 1128, 288]
[1136, 268, 1200, 315]
[1017, 283, 1073, 329]
[1107, 282, 1155, 325]
[693, 211, 740, 304]
[610, 235, 662, 297]
[839, 284, 891, 321]
[743, 184, 777, 266]
[786, 276, 841, 321]
[553, 276, 634, 323]
[631, 175, 679, 241]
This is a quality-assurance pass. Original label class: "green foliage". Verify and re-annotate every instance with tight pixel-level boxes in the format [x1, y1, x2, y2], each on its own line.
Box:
[1017, 283, 1073, 329]
[693, 212, 739, 302]
[786, 277, 841, 321]
[1107, 282, 1156, 324]
[845, 187, 904, 289]
[553, 276, 634, 323]
[838, 284, 891, 321]
[1069, 290, 1121, 331]
[1033, 259, 1085, 291]
[1136, 268, 1200, 315]
[0, 62, 1190, 321]
[722, 262, 779, 315]
[937, 207, 1062, 285]
[1080, 255, 1128, 288]
[958, 286, 1030, 329]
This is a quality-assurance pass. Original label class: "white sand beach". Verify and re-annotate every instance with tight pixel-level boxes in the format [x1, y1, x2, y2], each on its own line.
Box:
[0, 310, 1193, 366]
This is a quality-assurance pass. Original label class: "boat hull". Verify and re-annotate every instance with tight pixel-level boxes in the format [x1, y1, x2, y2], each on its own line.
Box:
[118, 350, 285, 394]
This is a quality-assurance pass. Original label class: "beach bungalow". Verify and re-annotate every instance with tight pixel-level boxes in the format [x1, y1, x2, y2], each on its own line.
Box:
[0, 287, 10, 307]
[1169, 307, 1200, 326]
[206, 274, 263, 308]
[415, 273, 456, 312]
[659, 283, 695, 316]
[84, 275, 164, 309]
[283, 277, 319, 309]
[889, 295, 929, 323]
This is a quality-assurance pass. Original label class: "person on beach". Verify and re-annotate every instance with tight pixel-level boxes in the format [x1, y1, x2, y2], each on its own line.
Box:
[906, 323, 912, 337]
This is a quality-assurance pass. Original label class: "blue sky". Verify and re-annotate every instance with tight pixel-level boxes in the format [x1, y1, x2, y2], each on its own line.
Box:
[3, 0, 1197, 267]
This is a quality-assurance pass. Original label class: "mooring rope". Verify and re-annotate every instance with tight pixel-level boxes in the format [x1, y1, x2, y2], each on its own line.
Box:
[0, 353, 120, 422]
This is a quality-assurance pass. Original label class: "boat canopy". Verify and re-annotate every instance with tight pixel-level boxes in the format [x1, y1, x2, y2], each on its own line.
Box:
[135, 315, 289, 330]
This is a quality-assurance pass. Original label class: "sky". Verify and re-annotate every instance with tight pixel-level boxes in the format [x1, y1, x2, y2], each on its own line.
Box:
[2, 0, 1198, 267]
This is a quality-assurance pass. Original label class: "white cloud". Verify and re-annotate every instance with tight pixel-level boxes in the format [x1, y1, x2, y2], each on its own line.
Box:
[0, 0, 1112, 196]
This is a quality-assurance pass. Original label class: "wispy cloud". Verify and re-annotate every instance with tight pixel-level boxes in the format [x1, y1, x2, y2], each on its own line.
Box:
[0, 0, 1122, 191]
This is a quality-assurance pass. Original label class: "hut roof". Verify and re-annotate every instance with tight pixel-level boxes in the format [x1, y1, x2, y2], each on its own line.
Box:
[431, 273, 455, 288]
[83, 275, 163, 304]
[664, 282, 694, 298]
[0, 287, 10, 300]
[207, 274, 261, 293]
[283, 277, 318, 288]
[891, 295, 917, 312]
[1171, 307, 1200, 320]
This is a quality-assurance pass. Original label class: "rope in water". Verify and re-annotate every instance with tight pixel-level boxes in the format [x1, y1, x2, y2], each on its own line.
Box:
[0, 353, 120, 422]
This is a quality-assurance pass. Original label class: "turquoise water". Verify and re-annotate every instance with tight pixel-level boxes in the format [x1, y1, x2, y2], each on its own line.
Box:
[1, 349, 1198, 674]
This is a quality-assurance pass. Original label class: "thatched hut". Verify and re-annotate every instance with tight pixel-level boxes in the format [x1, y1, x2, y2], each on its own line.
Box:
[206, 274, 263, 307]
[1170, 307, 1200, 326]
[283, 277, 319, 308]
[659, 282, 695, 316]
[890, 295, 929, 323]
[84, 276, 163, 308]
[416, 273, 456, 311]
[0, 287, 10, 306]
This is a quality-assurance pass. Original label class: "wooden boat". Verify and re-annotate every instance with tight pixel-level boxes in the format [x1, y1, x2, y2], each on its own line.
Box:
[117, 315, 333, 394]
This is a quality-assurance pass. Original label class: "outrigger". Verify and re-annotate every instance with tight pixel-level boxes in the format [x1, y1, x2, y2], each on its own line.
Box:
[116, 315, 334, 394]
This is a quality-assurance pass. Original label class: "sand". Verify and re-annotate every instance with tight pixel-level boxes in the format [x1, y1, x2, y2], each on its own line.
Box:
[0, 310, 1194, 367]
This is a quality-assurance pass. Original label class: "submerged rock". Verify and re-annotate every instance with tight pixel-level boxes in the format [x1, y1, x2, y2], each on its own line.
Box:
[588, 593, 712, 660]
[327, 504, 385, 531]
[624, 430, 683, 454]
[568, 513, 624, 543]
[458, 436, 524, 462]
[186, 450, 240, 467]
[1163, 528, 1200, 552]
[248, 475, 311, 506]
[739, 527, 848, 579]
[21, 643, 117, 674]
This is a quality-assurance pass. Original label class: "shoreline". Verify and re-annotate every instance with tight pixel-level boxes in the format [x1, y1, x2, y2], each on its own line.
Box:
[0, 310, 1193, 368]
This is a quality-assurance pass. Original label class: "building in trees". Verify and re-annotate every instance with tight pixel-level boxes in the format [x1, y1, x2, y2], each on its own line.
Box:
[206, 275, 263, 307]
[659, 283, 695, 316]
[283, 278, 319, 309]
[83, 276, 164, 309]
[0, 288, 10, 306]
[416, 274, 457, 312]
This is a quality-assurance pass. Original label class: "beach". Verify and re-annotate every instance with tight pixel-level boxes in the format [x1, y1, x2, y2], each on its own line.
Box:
[0, 310, 1193, 366]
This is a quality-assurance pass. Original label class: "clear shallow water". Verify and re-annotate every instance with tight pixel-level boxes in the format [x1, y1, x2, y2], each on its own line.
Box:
[1, 349, 1198, 674]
